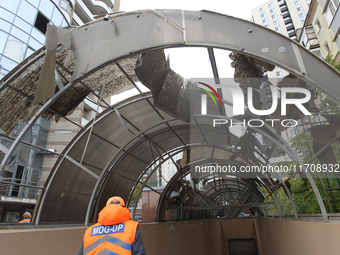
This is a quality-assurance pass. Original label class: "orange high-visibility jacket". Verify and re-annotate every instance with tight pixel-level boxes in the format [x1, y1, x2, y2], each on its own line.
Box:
[18, 219, 31, 223]
[83, 204, 139, 255]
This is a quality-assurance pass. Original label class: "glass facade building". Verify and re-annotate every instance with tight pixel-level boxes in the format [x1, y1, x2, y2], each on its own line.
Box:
[0, 0, 70, 79]
[0, 0, 70, 221]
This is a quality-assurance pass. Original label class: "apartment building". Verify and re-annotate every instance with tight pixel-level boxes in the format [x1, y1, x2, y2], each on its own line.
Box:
[252, 0, 311, 40]
[298, 0, 339, 59]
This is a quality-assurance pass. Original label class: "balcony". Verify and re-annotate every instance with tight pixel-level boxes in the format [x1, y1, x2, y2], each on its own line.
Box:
[281, 11, 290, 18]
[280, 5, 288, 12]
[283, 16, 292, 24]
[305, 25, 320, 50]
[0, 178, 41, 199]
[286, 23, 294, 30]
[278, 0, 286, 7]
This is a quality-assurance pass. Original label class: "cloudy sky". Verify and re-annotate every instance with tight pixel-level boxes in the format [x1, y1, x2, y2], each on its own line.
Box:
[120, 0, 267, 20]
[119, 0, 269, 78]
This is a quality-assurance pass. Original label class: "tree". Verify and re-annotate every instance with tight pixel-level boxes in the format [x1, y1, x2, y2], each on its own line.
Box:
[267, 55, 340, 215]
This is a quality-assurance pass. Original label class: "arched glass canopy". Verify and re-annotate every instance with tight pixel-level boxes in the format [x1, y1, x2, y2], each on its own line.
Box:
[0, 9, 339, 225]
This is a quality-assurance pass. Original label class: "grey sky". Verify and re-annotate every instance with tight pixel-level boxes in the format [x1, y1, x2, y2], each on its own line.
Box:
[119, 0, 269, 78]
[120, 0, 268, 20]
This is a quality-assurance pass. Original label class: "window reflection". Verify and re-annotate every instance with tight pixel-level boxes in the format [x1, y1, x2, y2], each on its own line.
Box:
[0, 30, 8, 54]
[31, 27, 45, 44]
[3, 36, 26, 63]
[28, 36, 42, 50]
[51, 8, 63, 26]
[0, 7, 15, 23]
[13, 17, 32, 34]
[17, 0, 37, 25]
[0, 18, 11, 33]
[11, 26, 29, 44]
[0, 0, 68, 75]
[25, 47, 34, 59]
[38, 0, 54, 19]
[0, 55, 18, 71]
[26, 0, 41, 8]
[0, 0, 20, 14]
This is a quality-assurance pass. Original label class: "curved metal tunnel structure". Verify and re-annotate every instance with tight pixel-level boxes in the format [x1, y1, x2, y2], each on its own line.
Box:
[0, 9, 340, 226]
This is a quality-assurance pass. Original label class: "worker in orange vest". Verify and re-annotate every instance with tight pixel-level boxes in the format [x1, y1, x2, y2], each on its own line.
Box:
[18, 212, 31, 223]
[77, 196, 146, 255]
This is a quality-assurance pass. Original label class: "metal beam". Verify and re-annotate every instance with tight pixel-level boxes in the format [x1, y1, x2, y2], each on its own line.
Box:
[55, 10, 340, 104]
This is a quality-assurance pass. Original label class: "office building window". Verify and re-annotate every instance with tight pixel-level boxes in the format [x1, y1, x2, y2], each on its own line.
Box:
[1, 0, 21, 14]
[295, 0, 301, 7]
[299, 13, 306, 23]
[34, 12, 49, 34]
[276, 71, 283, 81]
[59, 0, 72, 15]
[325, 0, 339, 24]
[315, 19, 321, 33]
[260, 8, 268, 25]
[324, 41, 330, 54]
[302, 32, 308, 46]
[268, 3, 275, 14]
[272, 14, 277, 20]
[297, 7, 304, 13]
[17, 0, 37, 25]
[273, 20, 281, 33]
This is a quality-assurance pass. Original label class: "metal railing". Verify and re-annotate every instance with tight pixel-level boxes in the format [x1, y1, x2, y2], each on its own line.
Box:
[0, 178, 44, 199]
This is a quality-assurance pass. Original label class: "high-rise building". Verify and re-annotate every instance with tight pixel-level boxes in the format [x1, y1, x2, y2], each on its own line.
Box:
[252, 0, 311, 41]
[251, 0, 312, 83]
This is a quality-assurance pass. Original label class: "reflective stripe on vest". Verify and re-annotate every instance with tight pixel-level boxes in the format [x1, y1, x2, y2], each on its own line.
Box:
[19, 219, 30, 223]
[83, 221, 138, 255]
[84, 235, 132, 254]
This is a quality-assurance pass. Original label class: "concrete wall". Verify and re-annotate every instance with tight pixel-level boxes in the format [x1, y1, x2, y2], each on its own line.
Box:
[40, 104, 83, 187]
[0, 218, 340, 254]
[256, 218, 340, 255]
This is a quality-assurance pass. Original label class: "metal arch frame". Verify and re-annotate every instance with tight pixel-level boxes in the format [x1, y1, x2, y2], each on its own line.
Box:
[63, 9, 340, 102]
[11, 91, 317, 222]
[32, 93, 313, 223]
[34, 93, 167, 224]
[83, 112, 283, 225]
[189, 167, 275, 218]
[84, 119, 185, 225]
[126, 127, 270, 217]
[0, 80, 77, 176]
[111, 115, 290, 221]
[129, 145, 249, 221]
[154, 159, 281, 221]
[2, 9, 338, 223]
[126, 143, 237, 210]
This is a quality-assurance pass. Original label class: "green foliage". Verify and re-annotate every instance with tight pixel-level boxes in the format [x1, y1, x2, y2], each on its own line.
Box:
[130, 182, 143, 202]
[268, 55, 340, 215]
[325, 54, 340, 72]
